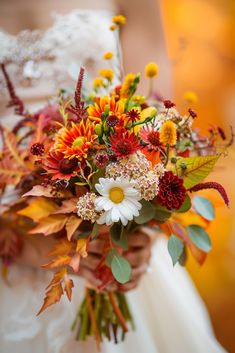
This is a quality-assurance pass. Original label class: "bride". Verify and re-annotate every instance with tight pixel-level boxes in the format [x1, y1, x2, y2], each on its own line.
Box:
[0, 0, 227, 352]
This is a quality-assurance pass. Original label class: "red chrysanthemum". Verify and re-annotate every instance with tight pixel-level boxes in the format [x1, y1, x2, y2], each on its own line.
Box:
[157, 171, 186, 210]
[139, 125, 161, 149]
[110, 130, 139, 158]
[43, 151, 80, 180]
[125, 108, 141, 124]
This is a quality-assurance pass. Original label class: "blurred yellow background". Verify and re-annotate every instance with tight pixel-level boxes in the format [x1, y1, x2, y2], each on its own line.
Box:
[161, 0, 235, 351]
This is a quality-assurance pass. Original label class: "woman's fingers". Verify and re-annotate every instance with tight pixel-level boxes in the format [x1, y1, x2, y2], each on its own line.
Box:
[87, 239, 105, 254]
[125, 247, 151, 267]
[78, 267, 102, 288]
[128, 230, 151, 248]
[80, 253, 101, 270]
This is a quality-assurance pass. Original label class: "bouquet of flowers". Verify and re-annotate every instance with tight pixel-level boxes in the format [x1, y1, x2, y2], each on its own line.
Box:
[0, 15, 232, 351]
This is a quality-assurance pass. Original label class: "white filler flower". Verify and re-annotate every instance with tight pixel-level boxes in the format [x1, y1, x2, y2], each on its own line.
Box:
[95, 177, 142, 226]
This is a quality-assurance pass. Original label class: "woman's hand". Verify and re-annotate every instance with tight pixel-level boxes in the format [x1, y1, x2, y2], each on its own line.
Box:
[79, 227, 155, 292]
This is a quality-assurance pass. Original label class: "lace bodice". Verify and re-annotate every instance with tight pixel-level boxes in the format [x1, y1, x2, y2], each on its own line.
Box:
[0, 9, 120, 115]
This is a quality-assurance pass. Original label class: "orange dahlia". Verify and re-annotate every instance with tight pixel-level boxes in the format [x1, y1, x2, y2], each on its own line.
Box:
[87, 96, 125, 124]
[54, 120, 97, 160]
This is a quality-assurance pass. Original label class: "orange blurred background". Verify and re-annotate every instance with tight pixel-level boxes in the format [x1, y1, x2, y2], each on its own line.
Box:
[161, 0, 235, 351]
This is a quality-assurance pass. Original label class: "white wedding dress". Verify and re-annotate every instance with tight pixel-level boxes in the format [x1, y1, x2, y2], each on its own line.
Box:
[0, 9, 227, 353]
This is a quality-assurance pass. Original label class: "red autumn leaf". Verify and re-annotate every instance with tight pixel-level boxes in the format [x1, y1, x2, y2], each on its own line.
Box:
[64, 278, 74, 301]
[37, 283, 64, 315]
[65, 215, 82, 241]
[29, 215, 68, 235]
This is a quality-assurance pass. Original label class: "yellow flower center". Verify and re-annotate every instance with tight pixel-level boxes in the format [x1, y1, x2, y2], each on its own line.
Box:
[109, 187, 125, 203]
[72, 137, 85, 148]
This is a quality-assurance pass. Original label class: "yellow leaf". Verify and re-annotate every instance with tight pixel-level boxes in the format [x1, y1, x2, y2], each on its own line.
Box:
[176, 155, 220, 189]
[42, 255, 71, 269]
[76, 238, 88, 257]
[48, 239, 74, 257]
[18, 198, 59, 222]
[46, 268, 67, 289]
[65, 215, 82, 241]
[29, 215, 68, 235]
[37, 283, 64, 315]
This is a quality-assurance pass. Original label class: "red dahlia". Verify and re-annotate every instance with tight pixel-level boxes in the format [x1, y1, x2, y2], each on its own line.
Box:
[110, 130, 139, 158]
[157, 171, 186, 210]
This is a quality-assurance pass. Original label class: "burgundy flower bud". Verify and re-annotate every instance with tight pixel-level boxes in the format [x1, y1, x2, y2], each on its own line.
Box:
[30, 142, 45, 156]
[188, 108, 197, 118]
[217, 127, 226, 140]
[94, 151, 109, 168]
[163, 100, 175, 109]
[106, 115, 119, 127]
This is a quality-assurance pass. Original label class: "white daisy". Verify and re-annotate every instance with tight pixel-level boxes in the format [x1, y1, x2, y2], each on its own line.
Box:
[94, 177, 142, 226]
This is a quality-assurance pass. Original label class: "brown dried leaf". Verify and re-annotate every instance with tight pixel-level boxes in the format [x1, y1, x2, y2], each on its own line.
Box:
[52, 198, 78, 214]
[42, 255, 71, 269]
[47, 239, 74, 257]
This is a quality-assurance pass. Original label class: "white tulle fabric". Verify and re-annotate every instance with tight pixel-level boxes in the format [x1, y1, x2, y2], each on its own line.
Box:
[0, 239, 226, 353]
[0, 9, 227, 353]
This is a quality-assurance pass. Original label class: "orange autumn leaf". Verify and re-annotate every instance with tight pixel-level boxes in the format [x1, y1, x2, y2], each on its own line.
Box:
[65, 215, 82, 241]
[29, 215, 68, 235]
[18, 197, 59, 222]
[37, 283, 64, 315]
[48, 239, 74, 257]
[46, 268, 67, 289]
[142, 148, 161, 166]
[42, 255, 71, 269]
[52, 198, 78, 214]
[64, 277, 74, 301]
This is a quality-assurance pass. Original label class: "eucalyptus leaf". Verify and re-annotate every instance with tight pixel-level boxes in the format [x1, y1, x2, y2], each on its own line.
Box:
[167, 235, 184, 266]
[111, 254, 132, 284]
[154, 210, 171, 222]
[105, 249, 119, 267]
[187, 224, 212, 252]
[91, 222, 99, 239]
[110, 223, 128, 250]
[193, 196, 215, 221]
[134, 200, 156, 224]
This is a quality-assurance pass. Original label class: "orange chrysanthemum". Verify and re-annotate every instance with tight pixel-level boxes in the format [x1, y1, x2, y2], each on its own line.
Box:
[54, 120, 97, 160]
[87, 96, 125, 124]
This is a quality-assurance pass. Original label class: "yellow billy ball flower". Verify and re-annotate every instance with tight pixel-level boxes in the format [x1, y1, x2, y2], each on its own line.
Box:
[159, 121, 177, 146]
[120, 72, 136, 98]
[93, 78, 104, 89]
[99, 68, 114, 81]
[109, 24, 117, 31]
[183, 91, 198, 104]
[112, 15, 126, 26]
[103, 51, 113, 60]
[145, 62, 159, 78]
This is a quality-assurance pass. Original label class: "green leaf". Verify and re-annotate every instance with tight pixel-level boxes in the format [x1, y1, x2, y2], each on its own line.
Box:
[174, 194, 191, 213]
[176, 155, 220, 189]
[91, 222, 99, 239]
[154, 210, 171, 223]
[105, 249, 119, 267]
[187, 224, 212, 252]
[110, 223, 128, 250]
[134, 200, 156, 224]
[167, 235, 184, 266]
[193, 196, 215, 221]
[111, 254, 132, 284]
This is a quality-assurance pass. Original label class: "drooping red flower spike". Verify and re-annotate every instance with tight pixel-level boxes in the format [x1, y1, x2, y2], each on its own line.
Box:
[1, 64, 25, 116]
[67, 67, 88, 121]
[189, 182, 229, 207]
[163, 100, 175, 109]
